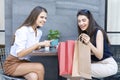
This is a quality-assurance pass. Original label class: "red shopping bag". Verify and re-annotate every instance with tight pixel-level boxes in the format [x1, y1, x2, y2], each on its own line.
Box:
[66, 40, 75, 74]
[58, 40, 75, 77]
[58, 42, 67, 75]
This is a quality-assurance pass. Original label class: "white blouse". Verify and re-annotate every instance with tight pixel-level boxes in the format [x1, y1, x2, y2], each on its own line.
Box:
[10, 26, 42, 60]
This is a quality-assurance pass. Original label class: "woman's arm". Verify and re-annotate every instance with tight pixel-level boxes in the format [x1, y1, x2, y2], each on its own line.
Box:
[17, 41, 50, 58]
[88, 30, 104, 60]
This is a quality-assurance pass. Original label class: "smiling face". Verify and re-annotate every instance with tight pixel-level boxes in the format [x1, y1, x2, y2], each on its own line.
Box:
[36, 11, 47, 27]
[77, 15, 89, 31]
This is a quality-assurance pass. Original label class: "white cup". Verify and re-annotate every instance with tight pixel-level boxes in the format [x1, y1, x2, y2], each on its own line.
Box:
[45, 47, 49, 51]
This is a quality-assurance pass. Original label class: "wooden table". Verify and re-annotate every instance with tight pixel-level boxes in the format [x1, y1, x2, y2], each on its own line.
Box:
[30, 48, 57, 56]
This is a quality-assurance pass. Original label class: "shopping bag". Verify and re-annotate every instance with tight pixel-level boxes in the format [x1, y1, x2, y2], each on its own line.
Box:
[66, 40, 75, 74]
[58, 42, 67, 75]
[72, 40, 91, 79]
[58, 40, 75, 77]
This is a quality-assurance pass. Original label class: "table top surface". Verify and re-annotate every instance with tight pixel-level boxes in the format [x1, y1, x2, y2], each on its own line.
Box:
[31, 47, 57, 56]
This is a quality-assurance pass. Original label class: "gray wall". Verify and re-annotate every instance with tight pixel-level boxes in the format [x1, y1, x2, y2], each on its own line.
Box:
[5, 0, 106, 53]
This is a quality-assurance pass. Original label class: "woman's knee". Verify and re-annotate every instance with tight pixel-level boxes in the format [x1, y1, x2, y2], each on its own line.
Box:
[37, 63, 44, 71]
[34, 63, 45, 75]
[24, 72, 38, 80]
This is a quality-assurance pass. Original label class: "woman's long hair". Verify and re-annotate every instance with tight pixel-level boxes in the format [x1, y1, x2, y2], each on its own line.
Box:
[19, 6, 47, 28]
[77, 9, 110, 44]
[11, 6, 48, 45]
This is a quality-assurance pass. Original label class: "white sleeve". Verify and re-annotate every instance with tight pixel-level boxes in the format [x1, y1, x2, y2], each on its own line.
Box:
[15, 27, 28, 54]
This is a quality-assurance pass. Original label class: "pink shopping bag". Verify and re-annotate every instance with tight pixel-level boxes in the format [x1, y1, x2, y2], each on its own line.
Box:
[58, 40, 75, 77]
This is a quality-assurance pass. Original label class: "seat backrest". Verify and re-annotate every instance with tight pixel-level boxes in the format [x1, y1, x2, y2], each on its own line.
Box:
[0, 48, 25, 80]
[0, 48, 6, 72]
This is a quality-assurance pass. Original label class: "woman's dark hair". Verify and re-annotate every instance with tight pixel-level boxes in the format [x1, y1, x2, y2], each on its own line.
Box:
[19, 6, 47, 28]
[77, 9, 110, 44]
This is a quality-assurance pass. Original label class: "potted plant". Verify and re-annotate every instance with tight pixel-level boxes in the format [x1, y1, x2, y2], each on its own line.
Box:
[47, 29, 60, 46]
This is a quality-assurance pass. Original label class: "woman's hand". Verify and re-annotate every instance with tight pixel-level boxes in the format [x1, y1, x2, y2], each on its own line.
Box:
[38, 40, 51, 47]
[80, 33, 90, 45]
[43, 40, 51, 47]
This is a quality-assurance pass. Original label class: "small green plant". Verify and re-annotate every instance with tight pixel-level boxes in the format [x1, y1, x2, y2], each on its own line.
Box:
[47, 29, 60, 40]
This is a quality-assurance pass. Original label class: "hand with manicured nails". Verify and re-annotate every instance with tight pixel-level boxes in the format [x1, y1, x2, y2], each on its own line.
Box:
[38, 40, 51, 48]
[43, 40, 51, 47]
[80, 33, 90, 45]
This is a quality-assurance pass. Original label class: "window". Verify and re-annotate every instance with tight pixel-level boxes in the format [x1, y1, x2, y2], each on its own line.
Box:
[107, 0, 120, 45]
[0, 0, 5, 44]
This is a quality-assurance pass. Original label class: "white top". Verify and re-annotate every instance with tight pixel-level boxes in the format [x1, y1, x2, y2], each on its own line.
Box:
[10, 26, 42, 60]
